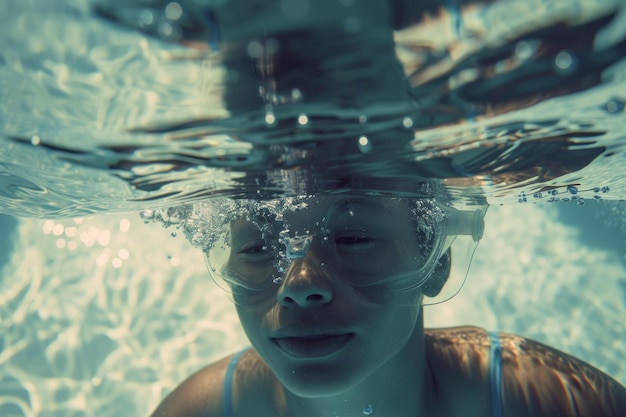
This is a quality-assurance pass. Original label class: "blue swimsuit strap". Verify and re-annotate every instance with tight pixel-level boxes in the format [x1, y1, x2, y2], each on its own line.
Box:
[222, 349, 247, 417]
[488, 331, 504, 417]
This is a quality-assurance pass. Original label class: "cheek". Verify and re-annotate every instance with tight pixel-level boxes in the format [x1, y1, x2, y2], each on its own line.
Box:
[368, 303, 422, 351]
[235, 301, 281, 348]
[356, 285, 423, 306]
[235, 306, 266, 344]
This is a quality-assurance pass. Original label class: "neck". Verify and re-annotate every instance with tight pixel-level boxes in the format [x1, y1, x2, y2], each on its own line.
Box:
[281, 316, 429, 417]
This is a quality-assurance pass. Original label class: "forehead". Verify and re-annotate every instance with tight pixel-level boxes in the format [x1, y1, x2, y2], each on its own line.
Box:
[255, 195, 416, 228]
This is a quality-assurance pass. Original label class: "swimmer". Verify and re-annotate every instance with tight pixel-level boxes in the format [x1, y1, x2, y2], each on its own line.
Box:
[149, 193, 626, 417]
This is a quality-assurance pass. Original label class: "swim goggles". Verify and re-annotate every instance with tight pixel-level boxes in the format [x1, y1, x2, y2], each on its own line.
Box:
[203, 195, 486, 306]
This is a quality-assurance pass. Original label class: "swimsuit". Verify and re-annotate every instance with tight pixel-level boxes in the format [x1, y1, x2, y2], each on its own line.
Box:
[488, 331, 504, 417]
[221, 349, 247, 417]
[221, 332, 504, 417]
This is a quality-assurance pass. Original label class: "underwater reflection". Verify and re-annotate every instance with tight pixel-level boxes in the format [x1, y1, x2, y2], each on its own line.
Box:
[0, 0, 624, 215]
[93, 0, 625, 193]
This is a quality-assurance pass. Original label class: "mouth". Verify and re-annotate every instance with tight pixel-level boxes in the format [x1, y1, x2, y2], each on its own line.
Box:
[272, 333, 355, 359]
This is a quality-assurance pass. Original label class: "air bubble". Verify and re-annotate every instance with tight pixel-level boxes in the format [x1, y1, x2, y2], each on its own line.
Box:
[358, 136, 372, 153]
[164, 2, 183, 21]
[362, 405, 374, 415]
[567, 186, 578, 195]
[291, 88, 303, 101]
[297, 114, 309, 126]
[140, 9, 155, 25]
[603, 99, 625, 114]
[52, 223, 64, 236]
[554, 51, 576, 73]
[265, 112, 277, 126]
[514, 40, 535, 60]
[171, 232, 177, 237]
[31, 135, 41, 146]
[247, 40, 264, 58]
[158, 20, 181, 40]
[358, 115, 368, 124]
[272, 276, 283, 284]
[402, 117, 414, 128]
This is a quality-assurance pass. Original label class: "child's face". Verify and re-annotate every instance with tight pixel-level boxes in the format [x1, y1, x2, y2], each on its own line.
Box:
[231, 196, 427, 396]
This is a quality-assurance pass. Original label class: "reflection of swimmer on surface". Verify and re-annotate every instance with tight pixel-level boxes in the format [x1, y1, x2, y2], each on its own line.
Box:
[147, 192, 626, 417]
[92, 0, 626, 199]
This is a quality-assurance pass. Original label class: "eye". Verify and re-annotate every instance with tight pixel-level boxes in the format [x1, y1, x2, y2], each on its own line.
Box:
[335, 233, 377, 252]
[237, 240, 275, 259]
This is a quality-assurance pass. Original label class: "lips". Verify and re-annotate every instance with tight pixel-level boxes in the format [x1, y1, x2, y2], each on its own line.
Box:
[272, 333, 354, 358]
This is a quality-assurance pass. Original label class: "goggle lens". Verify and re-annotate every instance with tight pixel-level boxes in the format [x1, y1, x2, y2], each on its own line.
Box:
[205, 197, 449, 304]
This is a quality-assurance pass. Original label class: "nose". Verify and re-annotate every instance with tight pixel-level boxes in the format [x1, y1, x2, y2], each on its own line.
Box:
[277, 254, 333, 309]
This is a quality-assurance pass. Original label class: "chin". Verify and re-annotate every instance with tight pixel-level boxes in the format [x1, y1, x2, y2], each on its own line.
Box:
[278, 362, 365, 398]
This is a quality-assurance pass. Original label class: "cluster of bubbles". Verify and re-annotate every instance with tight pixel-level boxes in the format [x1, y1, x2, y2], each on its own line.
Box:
[602, 98, 626, 115]
[141, 197, 312, 252]
[517, 185, 611, 204]
[141, 193, 448, 273]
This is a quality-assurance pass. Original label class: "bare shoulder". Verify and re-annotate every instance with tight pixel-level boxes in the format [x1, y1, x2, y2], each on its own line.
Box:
[424, 327, 626, 417]
[150, 349, 279, 417]
[498, 333, 626, 417]
[424, 326, 492, 417]
[149, 353, 234, 417]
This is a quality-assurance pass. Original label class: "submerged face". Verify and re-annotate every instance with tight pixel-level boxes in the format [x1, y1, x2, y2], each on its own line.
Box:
[226, 195, 434, 396]
[207, 195, 447, 306]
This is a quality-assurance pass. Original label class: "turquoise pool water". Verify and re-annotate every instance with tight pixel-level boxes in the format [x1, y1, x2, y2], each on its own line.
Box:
[1, 202, 624, 417]
[1, 0, 625, 416]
